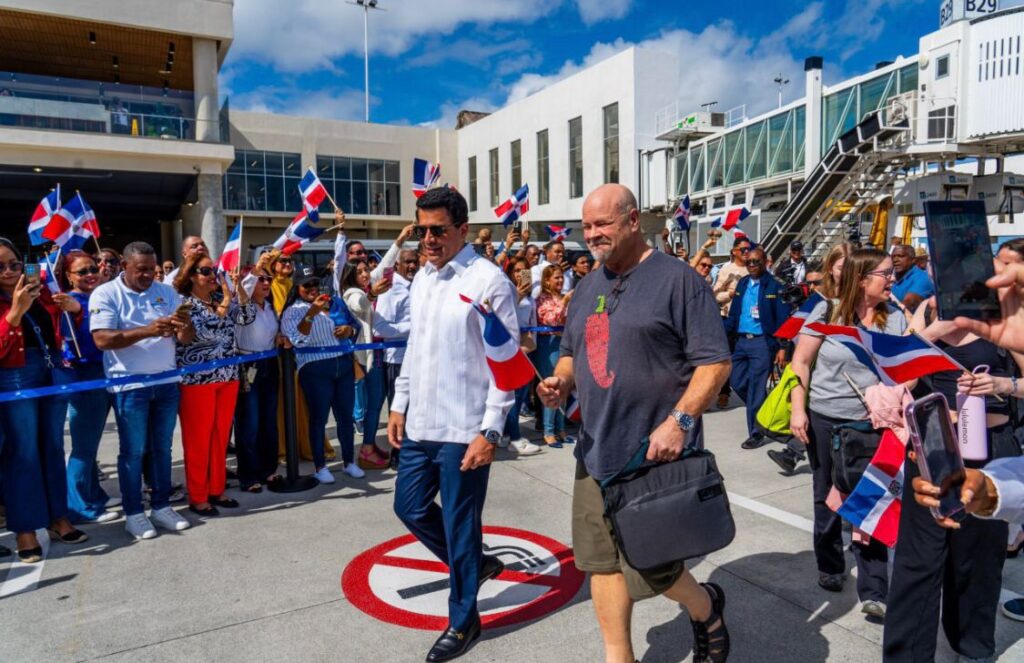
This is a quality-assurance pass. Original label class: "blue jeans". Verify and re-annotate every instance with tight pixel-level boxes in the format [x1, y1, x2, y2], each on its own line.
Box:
[235, 356, 280, 488]
[730, 335, 772, 436]
[503, 386, 528, 439]
[66, 362, 112, 522]
[112, 382, 181, 517]
[536, 334, 565, 436]
[299, 356, 355, 469]
[393, 438, 491, 631]
[0, 350, 71, 532]
[353, 377, 366, 425]
[360, 352, 387, 447]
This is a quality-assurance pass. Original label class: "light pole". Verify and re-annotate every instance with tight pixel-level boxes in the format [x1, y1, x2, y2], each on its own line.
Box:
[348, 0, 385, 123]
[773, 74, 790, 108]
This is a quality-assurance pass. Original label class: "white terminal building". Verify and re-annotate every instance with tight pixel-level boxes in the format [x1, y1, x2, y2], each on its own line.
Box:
[0, 0, 1022, 262]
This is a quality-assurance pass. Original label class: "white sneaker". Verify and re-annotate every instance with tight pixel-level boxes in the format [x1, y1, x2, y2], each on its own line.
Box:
[498, 436, 510, 449]
[125, 513, 157, 540]
[343, 463, 366, 479]
[313, 466, 336, 484]
[86, 510, 119, 524]
[150, 506, 191, 532]
[510, 439, 544, 456]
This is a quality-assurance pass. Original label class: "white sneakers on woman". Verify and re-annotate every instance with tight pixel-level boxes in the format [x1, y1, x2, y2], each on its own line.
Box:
[343, 463, 366, 479]
[151, 507, 191, 532]
[313, 467, 336, 484]
[125, 513, 157, 540]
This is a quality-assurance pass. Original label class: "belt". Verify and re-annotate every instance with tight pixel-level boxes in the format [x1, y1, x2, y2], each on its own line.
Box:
[740, 333, 763, 339]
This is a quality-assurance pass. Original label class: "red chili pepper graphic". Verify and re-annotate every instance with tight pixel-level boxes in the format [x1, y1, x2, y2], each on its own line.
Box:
[585, 295, 615, 388]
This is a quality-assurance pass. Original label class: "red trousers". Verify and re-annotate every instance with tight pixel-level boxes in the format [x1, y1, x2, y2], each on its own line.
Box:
[179, 381, 239, 504]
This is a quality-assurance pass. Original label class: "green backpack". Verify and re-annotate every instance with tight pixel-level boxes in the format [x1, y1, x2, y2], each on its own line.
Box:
[756, 364, 800, 436]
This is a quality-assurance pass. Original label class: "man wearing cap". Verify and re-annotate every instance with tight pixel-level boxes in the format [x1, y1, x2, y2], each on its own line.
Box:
[774, 240, 807, 286]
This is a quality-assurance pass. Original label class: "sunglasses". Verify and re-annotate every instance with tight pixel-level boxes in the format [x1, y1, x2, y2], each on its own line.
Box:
[0, 260, 24, 273]
[257, 276, 272, 283]
[72, 266, 101, 276]
[100, 258, 120, 266]
[414, 224, 456, 239]
[698, 262, 713, 269]
[194, 266, 216, 277]
[746, 260, 763, 266]
[807, 279, 823, 286]
[737, 247, 751, 253]
[275, 258, 293, 265]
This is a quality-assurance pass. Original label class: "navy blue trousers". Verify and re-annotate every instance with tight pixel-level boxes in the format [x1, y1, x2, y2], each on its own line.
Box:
[730, 335, 772, 436]
[394, 438, 491, 631]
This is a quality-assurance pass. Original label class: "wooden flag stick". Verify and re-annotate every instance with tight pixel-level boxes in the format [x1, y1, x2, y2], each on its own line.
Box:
[44, 248, 82, 359]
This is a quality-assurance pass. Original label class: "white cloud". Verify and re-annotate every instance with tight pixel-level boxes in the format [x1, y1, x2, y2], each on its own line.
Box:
[231, 86, 368, 122]
[575, 0, 633, 25]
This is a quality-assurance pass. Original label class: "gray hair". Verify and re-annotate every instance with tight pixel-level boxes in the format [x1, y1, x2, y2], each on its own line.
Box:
[122, 242, 156, 261]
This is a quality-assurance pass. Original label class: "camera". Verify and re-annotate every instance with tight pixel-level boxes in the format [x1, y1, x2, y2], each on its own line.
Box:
[776, 263, 809, 307]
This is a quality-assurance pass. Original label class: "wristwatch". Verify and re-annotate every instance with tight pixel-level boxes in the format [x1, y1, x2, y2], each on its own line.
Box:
[482, 430, 502, 445]
[670, 409, 696, 433]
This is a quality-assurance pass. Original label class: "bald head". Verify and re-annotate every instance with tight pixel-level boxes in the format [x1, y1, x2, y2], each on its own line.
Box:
[581, 184, 643, 270]
[181, 235, 208, 260]
[584, 183, 638, 218]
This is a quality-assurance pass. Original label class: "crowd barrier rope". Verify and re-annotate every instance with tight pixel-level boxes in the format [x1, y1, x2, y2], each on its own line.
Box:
[0, 326, 565, 403]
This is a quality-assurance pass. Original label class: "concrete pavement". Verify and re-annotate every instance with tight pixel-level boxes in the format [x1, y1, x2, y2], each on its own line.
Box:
[1, 398, 1023, 662]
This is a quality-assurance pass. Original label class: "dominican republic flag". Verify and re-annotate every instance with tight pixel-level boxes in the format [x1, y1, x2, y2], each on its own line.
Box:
[836, 429, 905, 547]
[218, 224, 242, 273]
[774, 292, 824, 340]
[565, 390, 581, 423]
[299, 167, 329, 213]
[459, 294, 535, 391]
[28, 186, 61, 246]
[39, 255, 61, 294]
[673, 195, 691, 232]
[722, 207, 751, 231]
[494, 184, 530, 227]
[412, 158, 441, 198]
[273, 209, 323, 256]
[804, 322, 960, 384]
[546, 225, 570, 241]
[44, 192, 100, 251]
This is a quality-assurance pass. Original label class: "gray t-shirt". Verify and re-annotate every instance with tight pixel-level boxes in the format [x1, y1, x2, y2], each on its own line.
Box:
[802, 300, 908, 421]
[560, 251, 731, 480]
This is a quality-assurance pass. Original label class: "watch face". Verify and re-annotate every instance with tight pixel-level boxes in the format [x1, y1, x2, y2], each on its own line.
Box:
[484, 431, 502, 444]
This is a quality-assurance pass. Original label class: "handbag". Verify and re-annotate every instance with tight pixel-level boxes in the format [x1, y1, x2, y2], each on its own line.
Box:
[829, 421, 883, 494]
[756, 364, 799, 436]
[599, 439, 736, 571]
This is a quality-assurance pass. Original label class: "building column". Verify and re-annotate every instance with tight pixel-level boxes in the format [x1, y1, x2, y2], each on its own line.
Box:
[192, 38, 220, 143]
[804, 56, 824, 176]
[180, 174, 225, 257]
[159, 219, 182, 262]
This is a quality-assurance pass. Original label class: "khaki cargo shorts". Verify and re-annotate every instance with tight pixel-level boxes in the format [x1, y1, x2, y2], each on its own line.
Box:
[571, 461, 685, 601]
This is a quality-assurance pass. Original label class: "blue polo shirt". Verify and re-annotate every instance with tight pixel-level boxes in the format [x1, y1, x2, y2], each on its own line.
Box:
[891, 265, 934, 302]
[737, 279, 763, 335]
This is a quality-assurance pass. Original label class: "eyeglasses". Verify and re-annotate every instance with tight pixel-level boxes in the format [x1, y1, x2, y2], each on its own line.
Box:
[414, 224, 457, 239]
[72, 266, 101, 276]
[194, 266, 216, 277]
[745, 260, 763, 266]
[607, 275, 630, 316]
[866, 268, 896, 279]
[0, 260, 24, 273]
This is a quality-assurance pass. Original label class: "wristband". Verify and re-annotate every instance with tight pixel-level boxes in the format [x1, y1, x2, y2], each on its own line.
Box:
[1012, 376, 1019, 396]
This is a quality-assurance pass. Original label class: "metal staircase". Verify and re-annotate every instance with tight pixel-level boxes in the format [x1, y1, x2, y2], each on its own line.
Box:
[762, 111, 912, 262]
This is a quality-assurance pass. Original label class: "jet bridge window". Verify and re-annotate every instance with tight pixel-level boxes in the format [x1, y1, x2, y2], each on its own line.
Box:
[936, 55, 950, 79]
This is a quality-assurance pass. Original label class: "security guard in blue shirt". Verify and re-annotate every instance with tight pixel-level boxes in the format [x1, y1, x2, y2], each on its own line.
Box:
[725, 247, 793, 449]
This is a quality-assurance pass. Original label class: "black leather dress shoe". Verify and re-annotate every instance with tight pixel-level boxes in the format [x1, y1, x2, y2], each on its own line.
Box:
[740, 434, 771, 450]
[425, 619, 481, 662]
[478, 555, 504, 587]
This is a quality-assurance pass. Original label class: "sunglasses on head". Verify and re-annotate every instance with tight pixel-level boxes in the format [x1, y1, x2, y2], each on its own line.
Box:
[72, 266, 101, 276]
[414, 224, 456, 239]
[194, 266, 216, 277]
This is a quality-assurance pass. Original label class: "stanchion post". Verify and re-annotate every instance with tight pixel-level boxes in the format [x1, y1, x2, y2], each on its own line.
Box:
[267, 347, 319, 493]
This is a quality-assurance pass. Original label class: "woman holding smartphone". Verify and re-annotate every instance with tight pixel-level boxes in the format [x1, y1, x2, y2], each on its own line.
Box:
[0, 237, 87, 562]
[881, 300, 1023, 661]
[173, 254, 256, 516]
[535, 264, 573, 447]
[281, 266, 364, 483]
[790, 247, 907, 619]
[53, 250, 118, 524]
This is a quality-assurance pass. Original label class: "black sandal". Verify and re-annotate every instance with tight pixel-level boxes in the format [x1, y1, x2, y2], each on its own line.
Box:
[243, 483, 263, 494]
[691, 582, 729, 663]
[188, 504, 219, 516]
[47, 528, 89, 544]
[17, 546, 43, 563]
[209, 496, 240, 508]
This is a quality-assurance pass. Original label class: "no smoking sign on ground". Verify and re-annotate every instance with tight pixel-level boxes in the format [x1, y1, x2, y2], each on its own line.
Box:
[342, 526, 585, 630]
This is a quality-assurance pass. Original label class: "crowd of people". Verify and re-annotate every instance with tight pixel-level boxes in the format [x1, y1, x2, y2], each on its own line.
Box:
[3, 180, 1024, 663]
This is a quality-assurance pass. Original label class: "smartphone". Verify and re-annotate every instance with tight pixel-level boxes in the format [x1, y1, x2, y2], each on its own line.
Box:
[518, 270, 532, 288]
[175, 302, 191, 316]
[923, 200, 1000, 321]
[905, 393, 966, 520]
[23, 263, 40, 284]
[382, 267, 395, 284]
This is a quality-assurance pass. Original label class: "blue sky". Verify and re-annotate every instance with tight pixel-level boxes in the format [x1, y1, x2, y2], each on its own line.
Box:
[222, 0, 937, 127]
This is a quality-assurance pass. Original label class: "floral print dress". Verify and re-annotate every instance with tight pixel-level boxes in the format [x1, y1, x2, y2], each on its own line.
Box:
[176, 292, 257, 385]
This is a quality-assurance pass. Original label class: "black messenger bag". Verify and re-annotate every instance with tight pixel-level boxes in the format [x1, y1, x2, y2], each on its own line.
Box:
[599, 439, 736, 571]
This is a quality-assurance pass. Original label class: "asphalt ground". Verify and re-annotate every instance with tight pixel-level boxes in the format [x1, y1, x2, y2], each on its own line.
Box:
[1, 395, 1023, 662]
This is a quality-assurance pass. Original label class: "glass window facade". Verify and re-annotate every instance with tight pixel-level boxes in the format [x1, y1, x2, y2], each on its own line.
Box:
[569, 116, 583, 198]
[511, 139, 522, 191]
[315, 155, 400, 216]
[224, 149, 302, 212]
[489, 148, 499, 207]
[537, 129, 550, 205]
[468, 156, 478, 211]
[603, 103, 619, 184]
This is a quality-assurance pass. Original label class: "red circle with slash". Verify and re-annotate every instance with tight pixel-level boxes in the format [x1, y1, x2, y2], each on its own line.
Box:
[342, 526, 585, 630]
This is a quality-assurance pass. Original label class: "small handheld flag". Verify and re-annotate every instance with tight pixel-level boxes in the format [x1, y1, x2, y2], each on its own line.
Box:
[835, 429, 905, 547]
[545, 225, 570, 241]
[565, 390, 581, 423]
[459, 294, 535, 391]
[804, 322, 961, 384]
[273, 209, 323, 256]
[39, 257, 61, 294]
[673, 195, 691, 232]
[494, 184, 530, 227]
[412, 158, 441, 198]
[44, 192, 100, 251]
[722, 207, 751, 231]
[28, 185, 61, 246]
[299, 167, 329, 213]
[774, 292, 824, 340]
[218, 223, 242, 273]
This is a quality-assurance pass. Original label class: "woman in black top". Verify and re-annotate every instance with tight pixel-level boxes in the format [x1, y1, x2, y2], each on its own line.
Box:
[883, 298, 1024, 662]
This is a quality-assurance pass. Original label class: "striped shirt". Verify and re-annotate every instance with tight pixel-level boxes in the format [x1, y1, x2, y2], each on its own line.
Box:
[391, 243, 518, 444]
[280, 298, 359, 370]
